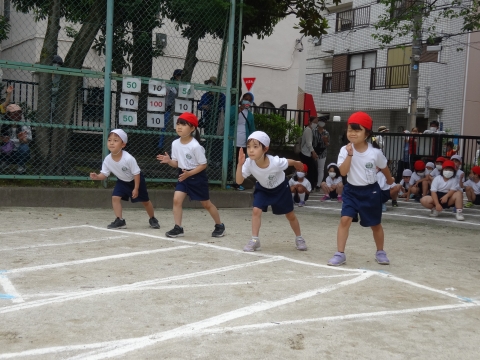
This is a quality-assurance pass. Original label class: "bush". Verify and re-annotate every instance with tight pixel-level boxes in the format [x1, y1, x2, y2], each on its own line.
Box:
[254, 113, 302, 147]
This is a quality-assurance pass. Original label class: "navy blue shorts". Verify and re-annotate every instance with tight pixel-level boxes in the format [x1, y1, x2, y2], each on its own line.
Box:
[293, 192, 310, 203]
[435, 191, 452, 209]
[329, 190, 338, 199]
[175, 169, 210, 201]
[112, 173, 150, 203]
[341, 182, 382, 227]
[381, 189, 391, 203]
[254, 178, 294, 215]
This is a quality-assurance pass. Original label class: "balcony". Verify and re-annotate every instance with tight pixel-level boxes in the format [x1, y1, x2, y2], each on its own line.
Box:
[322, 70, 356, 93]
[370, 64, 410, 90]
[335, 6, 371, 32]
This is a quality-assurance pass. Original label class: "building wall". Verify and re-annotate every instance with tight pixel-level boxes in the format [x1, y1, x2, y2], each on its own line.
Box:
[462, 32, 480, 136]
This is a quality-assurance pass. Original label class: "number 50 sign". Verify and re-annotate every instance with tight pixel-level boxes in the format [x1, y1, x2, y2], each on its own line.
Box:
[122, 77, 141, 93]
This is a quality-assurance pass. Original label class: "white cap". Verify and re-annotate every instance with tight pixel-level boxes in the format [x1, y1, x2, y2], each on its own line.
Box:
[110, 129, 128, 144]
[327, 163, 338, 169]
[426, 162, 434, 169]
[450, 154, 462, 162]
[248, 131, 270, 147]
[402, 169, 413, 177]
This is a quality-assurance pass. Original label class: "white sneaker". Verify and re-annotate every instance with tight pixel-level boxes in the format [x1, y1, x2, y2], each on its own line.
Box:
[430, 209, 439, 217]
[456, 212, 465, 221]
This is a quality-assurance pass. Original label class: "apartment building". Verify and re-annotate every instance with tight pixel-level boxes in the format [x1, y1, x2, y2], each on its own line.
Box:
[305, 0, 480, 136]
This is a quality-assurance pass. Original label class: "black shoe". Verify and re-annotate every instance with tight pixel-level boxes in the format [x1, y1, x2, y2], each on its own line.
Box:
[392, 200, 398, 207]
[212, 223, 226, 237]
[149, 217, 160, 229]
[414, 196, 421, 203]
[107, 217, 126, 229]
[166, 225, 184, 237]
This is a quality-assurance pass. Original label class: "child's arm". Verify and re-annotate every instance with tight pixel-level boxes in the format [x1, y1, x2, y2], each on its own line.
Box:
[459, 173, 464, 188]
[236, 147, 246, 185]
[132, 173, 140, 199]
[1, 85, 13, 109]
[156, 152, 178, 168]
[178, 164, 207, 182]
[90, 172, 107, 181]
[287, 159, 304, 172]
[380, 166, 394, 185]
[338, 143, 353, 176]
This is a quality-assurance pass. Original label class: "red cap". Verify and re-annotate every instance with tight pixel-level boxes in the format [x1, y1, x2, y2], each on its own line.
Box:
[435, 157, 446, 163]
[414, 160, 426, 171]
[347, 112, 372, 130]
[178, 112, 198, 127]
[472, 166, 480, 175]
[303, 164, 308, 173]
[442, 160, 455, 169]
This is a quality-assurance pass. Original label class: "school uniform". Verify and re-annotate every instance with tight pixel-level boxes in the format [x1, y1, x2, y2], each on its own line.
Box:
[464, 179, 480, 204]
[242, 155, 293, 215]
[455, 169, 465, 188]
[338, 143, 387, 227]
[409, 172, 426, 187]
[376, 171, 395, 203]
[429, 168, 441, 178]
[289, 177, 312, 203]
[171, 137, 210, 201]
[101, 150, 149, 202]
[325, 176, 343, 199]
[430, 176, 461, 209]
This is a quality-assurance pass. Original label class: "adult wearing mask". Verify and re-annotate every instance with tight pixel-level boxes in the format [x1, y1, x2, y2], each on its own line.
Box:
[313, 116, 330, 189]
[300, 116, 319, 188]
[423, 120, 445, 159]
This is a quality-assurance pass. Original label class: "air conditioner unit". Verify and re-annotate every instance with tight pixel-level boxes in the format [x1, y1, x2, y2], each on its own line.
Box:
[155, 33, 167, 49]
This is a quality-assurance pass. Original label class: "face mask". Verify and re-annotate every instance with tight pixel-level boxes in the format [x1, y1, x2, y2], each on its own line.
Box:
[443, 170, 454, 179]
[241, 100, 251, 106]
[436, 164, 442, 170]
[318, 121, 326, 128]
[417, 172, 425, 177]
[296, 172, 305, 178]
[425, 169, 431, 175]
[329, 172, 336, 178]
[430, 127, 437, 132]
[311, 123, 318, 130]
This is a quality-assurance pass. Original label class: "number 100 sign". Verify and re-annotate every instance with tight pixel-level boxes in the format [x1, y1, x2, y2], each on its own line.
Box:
[119, 111, 137, 126]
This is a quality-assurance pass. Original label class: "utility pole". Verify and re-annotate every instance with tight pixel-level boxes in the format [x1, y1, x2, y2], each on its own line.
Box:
[407, 1, 423, 131]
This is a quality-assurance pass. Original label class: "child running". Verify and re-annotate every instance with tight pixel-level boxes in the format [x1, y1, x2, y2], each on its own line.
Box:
[156, 112, 225, 238]
[90, 129, 160, 229]
[320, 163, 344, 202]
[289, 164, 311, 207]
[236, 131, 307, 252]
[327, 112, 393, 266]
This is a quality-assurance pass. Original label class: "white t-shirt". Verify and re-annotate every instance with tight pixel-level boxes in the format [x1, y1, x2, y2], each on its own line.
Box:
[337, 143, 387, 186]
[376, 171, 396, 191]
[399, 179, 411, 190]
[326, 176, 343, 187]
[464, 179, 480, 194]
[236, 110, 247, 147]
[288, 177, 312, 192]
[455, 169, 465, 187]
[242, 155, 288, 189]
[171, 138, 207, 170]
[430, 168, 441, 178]
[100, 150, 140, 182]
[409, 172, 425, 186]
[431, 176, 461, 193]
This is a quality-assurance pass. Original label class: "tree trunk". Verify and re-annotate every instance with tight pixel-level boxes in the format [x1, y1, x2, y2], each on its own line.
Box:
[35, 0, 62, 164]
[181, 31, 203, 83]
[49, 1, 107, 174]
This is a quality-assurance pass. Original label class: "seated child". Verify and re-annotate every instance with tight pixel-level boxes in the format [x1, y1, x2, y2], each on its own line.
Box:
[398, 169, 412, 199]
[464, 166, 480, 208]
[420, 160, 464, 221]
[450, 154, 465, 189]
[289, 164, 312, 207]
[428, 157, 446, 180]
[377, 167, 400, 211]
[407, 160, 429, 201]
[320, 163, 344, 202]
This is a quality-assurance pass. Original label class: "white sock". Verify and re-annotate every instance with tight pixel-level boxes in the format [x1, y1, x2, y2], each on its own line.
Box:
[299, 193, 305, 201]
[457, 208, 463, 213]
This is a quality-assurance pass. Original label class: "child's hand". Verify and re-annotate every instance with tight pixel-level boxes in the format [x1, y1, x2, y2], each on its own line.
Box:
[132, 188, 138, 199]
[294, 161, 304, 172]
[178, 169, 189, 182]
[156, 152, 171, 164]
[346, 143, 353, 156]
[6, 85, 13, 94]
[90, 173, 99, 180]
[436, 204, 443, 212]
[238, 147, 246, 166]
[440, 195, 448, 204]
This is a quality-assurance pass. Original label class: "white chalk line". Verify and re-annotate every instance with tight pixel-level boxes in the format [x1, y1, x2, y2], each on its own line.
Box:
[7, 245, 193, 274]
[0, 225, 88, 236]
[21, 274, 357, 300]
[0, 274, 24, 303]
[0, 235, 129, 252]
[0, 257, 282, 314]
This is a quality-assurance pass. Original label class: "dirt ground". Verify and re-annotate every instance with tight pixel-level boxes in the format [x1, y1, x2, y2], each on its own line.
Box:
[0, 202, 479, 359]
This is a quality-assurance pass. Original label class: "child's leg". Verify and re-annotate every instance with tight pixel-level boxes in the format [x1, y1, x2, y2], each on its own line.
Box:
[466, 186, 474, 201]
[200, 200, 222, 224]
[371, 224, 385, 251]
[420, 195, 434, 209]
[337, 182, 344, 195]
[450, 191, 463, 209]
[410, 185, 419, 195]
[336, 216, 353, 252]
[285, 211, 301, 236]
[390, 185, 400, 201]
[173, 191, 187, 226]
[142, 200, 155, 218]
[112, 196, 123, 218]
[320, 182, 329, 195]
[421, 181, 429, 196]
[252, 207, 263, 237]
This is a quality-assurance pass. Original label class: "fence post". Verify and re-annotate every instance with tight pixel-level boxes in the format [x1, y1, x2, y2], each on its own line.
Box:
[222, 0, 237, 188]
[102, 0, 114, 187]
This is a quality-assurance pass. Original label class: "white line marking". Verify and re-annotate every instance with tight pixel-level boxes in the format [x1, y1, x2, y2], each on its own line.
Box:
[0, 258, 282, 314]
[0, 273, 24, 303]
[0, 225, 88, 236]
[7, 245, 193, 274]
[0, 235, 129, 252]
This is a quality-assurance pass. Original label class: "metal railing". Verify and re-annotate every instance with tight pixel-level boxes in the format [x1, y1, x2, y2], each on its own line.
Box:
[370, 64, 410, 90]
[322, 70, 356, 93]
[335, 6, 371, 32]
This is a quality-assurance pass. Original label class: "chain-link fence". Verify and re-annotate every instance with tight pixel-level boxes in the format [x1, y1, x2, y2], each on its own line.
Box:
[0, 0, 241, 185]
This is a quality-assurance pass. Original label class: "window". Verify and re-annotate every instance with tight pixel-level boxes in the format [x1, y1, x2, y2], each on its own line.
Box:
[349, 52, 376, 70]
[4, 0, 11, 20]
[336, 6, 371, 32]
